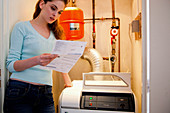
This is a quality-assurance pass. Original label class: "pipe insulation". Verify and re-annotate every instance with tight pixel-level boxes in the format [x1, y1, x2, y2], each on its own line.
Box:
[82, 47, 103, 72]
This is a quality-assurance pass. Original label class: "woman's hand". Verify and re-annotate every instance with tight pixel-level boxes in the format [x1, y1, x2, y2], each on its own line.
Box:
[13, 53, 58, 71]
[37, 53, 58, 66]
[61, 73, 73, 88]
[64, 83, 73, 88]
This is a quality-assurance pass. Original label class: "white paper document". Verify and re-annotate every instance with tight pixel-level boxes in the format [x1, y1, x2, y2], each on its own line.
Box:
[40, 40, 87, 73]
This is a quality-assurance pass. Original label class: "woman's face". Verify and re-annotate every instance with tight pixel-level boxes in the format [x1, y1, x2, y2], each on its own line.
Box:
[40, 0, 65, 24]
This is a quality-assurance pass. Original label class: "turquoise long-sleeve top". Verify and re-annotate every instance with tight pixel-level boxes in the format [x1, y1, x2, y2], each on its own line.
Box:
[6, 21, 56, 86]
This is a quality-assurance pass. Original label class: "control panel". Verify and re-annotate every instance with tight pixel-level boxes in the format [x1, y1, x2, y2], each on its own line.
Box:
[80, 92, 135, 112]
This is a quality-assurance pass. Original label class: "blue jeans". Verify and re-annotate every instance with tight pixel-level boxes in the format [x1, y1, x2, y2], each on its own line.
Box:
[4, 79, 55, 113]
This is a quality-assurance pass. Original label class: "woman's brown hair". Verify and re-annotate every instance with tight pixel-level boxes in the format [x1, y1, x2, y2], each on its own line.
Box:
[33, 0, 68, 39]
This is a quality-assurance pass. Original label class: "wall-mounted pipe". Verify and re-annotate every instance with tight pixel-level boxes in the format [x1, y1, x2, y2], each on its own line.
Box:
[83, 0, 120, 72]
[111, 0, 116, 72]
[82, 47, 103, 72]
[68, 0, 76, 7]
[118, 18, 120, 72]
[72, 0, 76, 7]
[92, 0, 96, 48]
[84, 17, 119, 21]
[111, 0, 121, 72]
[112, 0, 116, 26]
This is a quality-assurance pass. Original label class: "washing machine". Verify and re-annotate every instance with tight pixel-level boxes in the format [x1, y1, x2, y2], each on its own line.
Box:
[59, 72, 138, 113]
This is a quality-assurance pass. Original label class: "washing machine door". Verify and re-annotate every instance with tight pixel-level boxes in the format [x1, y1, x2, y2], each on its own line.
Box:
[60, 108, 134, 113]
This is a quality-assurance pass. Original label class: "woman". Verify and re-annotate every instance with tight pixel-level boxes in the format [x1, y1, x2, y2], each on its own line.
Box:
[4, 0, 72, 113]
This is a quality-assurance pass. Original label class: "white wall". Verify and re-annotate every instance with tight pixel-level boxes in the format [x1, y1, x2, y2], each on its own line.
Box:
[115, 0, 132, 72]
[9, 0, 37, 27]
[0, 1, 2, 108]
[149, 0, 170, 112]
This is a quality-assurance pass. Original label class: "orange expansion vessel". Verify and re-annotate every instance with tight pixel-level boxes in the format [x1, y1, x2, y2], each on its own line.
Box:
[59, 7, 84, 40]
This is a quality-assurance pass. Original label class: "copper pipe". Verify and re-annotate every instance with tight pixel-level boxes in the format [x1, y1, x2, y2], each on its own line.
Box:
[112, 0, 115, 18]
[68, 0, 72, 7]
[72, 0, 76, 7]
[112, 0, 116, 27]
[118, 18, 120, 72]
[92, 0, 96, 48]
[111, 0, 116, 72]
[84, 17, 119, 21]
